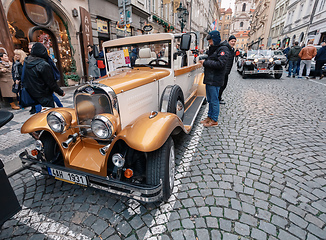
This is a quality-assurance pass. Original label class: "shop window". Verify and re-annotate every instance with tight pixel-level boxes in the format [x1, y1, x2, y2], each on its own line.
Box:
[7, 0, 75, 86]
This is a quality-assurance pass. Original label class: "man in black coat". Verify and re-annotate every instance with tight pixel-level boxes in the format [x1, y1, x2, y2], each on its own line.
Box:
[218, 35, 236, 104]
[24, 42, 65, 107]
[199, 30, 229, 127]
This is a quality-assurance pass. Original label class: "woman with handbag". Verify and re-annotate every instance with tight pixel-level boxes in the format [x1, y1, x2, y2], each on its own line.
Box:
[12, 49, 27, 104]
[0, 53, 20, 110]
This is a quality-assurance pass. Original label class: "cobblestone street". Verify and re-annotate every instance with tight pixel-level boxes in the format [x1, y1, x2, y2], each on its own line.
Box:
[1, 69, 326, 240]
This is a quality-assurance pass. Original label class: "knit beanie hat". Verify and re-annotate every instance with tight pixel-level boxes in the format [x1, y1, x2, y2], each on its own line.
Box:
[228, 35, 236, 41]
[207, 30, 221, 46]
[31, 42, 49, 60]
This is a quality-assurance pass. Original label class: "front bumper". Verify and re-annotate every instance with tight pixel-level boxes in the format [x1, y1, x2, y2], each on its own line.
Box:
[19, 151, 162, 202]
[244, 69, 283, 74]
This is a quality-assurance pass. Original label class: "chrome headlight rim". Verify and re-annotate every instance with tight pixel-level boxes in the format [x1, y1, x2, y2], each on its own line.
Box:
[269, 58, 274, 62]
[254, 58, 259, 63]
[47, 111, 66, 133]
[112, 153, 125, 168]
[91, 115, 113, 139]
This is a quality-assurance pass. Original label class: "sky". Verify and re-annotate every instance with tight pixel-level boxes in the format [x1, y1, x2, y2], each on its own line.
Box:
[221, 0, 235, 12]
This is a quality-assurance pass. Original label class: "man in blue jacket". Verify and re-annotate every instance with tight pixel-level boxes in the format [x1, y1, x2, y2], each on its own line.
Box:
[312, 41, 326, 79]
[199, 30, 229, 127]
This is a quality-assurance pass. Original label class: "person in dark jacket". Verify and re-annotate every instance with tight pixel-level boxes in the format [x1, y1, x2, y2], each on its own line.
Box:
[312, 41, 326, 79]
[24, 42, 65, 107]
[287, 41, 302, 77]
[218, 35, 236, 104]
[199, 30, 229, 127]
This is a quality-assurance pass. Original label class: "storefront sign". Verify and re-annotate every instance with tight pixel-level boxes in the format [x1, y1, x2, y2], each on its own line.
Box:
[25, 3, 48, 25]
[143, 24, 153, 32]
[80, 7, 93, 75]
[97, 19, 108, 34]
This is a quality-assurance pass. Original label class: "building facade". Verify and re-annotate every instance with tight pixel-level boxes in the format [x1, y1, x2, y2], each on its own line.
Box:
[2, 0, 87, 85]
[219, 8, 232, 41]
[231, 0, 254, 35]
[305, 0, 326, 44]
[268, 0, 289, 48]
[234, 30, 249, 50]
[281, 0, 317, 47]
[248, 0, 277, 49]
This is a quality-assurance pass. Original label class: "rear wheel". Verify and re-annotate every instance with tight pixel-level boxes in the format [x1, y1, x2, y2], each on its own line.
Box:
[146, 136, 175, 202]
[161, 85, 185, 120]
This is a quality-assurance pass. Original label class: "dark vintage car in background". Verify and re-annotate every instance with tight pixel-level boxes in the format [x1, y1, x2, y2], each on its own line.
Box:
[237, 50, 283, 79]
[272, 50, 287, 65]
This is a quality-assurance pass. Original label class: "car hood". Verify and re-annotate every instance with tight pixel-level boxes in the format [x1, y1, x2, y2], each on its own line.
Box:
[99, 68, 170, 94]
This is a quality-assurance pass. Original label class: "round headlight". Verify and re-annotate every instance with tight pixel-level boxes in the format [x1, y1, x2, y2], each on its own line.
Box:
[47, 111, 66, 133]
[269, 58, 274, 62]
[254, 59, 259, 63]
[91, 115, 113, 139]
[112, 153, 125, 168]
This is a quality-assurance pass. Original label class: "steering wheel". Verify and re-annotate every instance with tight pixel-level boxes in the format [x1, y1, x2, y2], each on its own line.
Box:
[148, 59, 168, 65]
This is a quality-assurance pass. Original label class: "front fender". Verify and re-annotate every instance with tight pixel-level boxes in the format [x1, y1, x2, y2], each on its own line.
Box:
[21, 108, 77, 134]
[113, 112, 186, 152]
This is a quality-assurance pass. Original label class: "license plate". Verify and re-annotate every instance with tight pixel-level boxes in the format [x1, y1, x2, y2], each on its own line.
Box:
[48, 167, 88, 186]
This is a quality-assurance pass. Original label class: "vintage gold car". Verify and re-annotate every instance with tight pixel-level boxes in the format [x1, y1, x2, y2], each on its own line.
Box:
[19, 33, 206, 202]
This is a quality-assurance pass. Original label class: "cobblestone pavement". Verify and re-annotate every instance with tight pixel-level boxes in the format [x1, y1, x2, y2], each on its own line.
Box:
[1, 69, 326, 240]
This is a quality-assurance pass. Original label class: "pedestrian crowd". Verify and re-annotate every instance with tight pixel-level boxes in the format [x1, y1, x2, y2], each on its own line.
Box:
[0, 42, 65, 111]
[281, 39, 325, 79]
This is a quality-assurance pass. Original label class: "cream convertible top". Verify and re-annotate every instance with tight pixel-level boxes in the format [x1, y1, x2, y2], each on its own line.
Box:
[102, 33, 175, 48]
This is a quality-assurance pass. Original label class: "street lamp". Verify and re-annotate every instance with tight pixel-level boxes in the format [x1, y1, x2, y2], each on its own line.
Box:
[177, 3, 188, 33]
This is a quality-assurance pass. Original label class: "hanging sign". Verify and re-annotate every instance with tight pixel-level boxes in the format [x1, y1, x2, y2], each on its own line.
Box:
[143, 24, 153, 32]
[80, 7, 93, 75]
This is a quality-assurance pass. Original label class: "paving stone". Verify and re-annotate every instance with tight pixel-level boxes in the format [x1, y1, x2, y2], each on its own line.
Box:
[307, 223, 326, 239]
[240, 213, 258, 226]
[222, 232, 238, 240]
[251, 227, 267, 240]
[235, 222, 250, 236]
[181, 218, 194, 229]
[259, 221, 277, 236]
[219, 218, 231, 231]
[206, 217, 218, 228]
[116, 221, 132, 237]
[278, 229, 300, 240]
[224, 208, 239, 220]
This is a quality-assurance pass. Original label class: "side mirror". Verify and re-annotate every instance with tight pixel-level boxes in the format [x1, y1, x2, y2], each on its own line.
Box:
[180, 34, 191, 51]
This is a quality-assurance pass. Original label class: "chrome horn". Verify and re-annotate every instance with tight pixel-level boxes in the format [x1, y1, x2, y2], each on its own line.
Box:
[62, 133, 78, 149]
[100, 144, 111, 156]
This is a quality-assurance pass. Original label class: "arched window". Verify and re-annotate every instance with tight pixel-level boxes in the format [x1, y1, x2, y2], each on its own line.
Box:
[242, 3, 246, 12]
[240, 22, 244, 27]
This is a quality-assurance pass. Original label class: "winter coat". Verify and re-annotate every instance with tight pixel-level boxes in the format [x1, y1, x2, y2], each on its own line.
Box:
[12, 60, 23, 81]
[24, 45, 64, 99]
[287, 46, 302, 61]
[203, 41, 230, 87]
[220, 40, 235, 75]
[0, 61, 16, 98]
[299, 45, 317, 60]
[283, 47, 290, 58]
[88, 52, 100, 78]
[47, 57, 60, 81]
[316, 46, 326, 61]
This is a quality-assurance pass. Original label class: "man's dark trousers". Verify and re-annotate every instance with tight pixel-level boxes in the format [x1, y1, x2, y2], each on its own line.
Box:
[219, 74, 228, 101]
[314, 60, 326, 77]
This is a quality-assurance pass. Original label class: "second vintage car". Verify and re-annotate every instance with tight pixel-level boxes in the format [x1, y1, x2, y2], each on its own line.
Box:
[237, 50, 283, 79]
[19, 33, 206, 202]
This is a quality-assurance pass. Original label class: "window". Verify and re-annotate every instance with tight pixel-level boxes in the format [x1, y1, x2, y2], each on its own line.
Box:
[320, 0, 326, 11]
[240, 22, 244, 27]
[242, 3, 246, 12]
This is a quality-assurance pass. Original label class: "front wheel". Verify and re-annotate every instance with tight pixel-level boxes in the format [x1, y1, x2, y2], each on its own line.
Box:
[274, 65, 283, 79]
[242, 67, 248, 79]
[146, 136, 175, 202]
[40, 132, 63, 164]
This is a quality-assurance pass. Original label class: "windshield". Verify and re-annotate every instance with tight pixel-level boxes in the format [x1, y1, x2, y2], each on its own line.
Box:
[104, 40, 171, 74]
[273, 51, 284, 55]
[247, 50, 272, 58]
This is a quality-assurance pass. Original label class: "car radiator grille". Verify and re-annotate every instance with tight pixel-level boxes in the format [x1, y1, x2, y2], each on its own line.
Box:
[257, 62, 268, 69]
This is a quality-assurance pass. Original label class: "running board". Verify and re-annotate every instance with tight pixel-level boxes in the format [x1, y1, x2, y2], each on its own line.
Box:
[183, 96, 205, 129]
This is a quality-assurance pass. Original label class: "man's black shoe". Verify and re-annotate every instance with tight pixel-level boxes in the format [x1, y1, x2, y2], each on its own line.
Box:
[219, 99, 225, 104]
[310, 77, 316, 79]
[320, 75, 324, 80]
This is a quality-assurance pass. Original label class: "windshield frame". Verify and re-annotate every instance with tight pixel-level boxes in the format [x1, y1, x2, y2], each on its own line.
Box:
[104, 40, 172, 73]
[247, 50, 273, 58]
